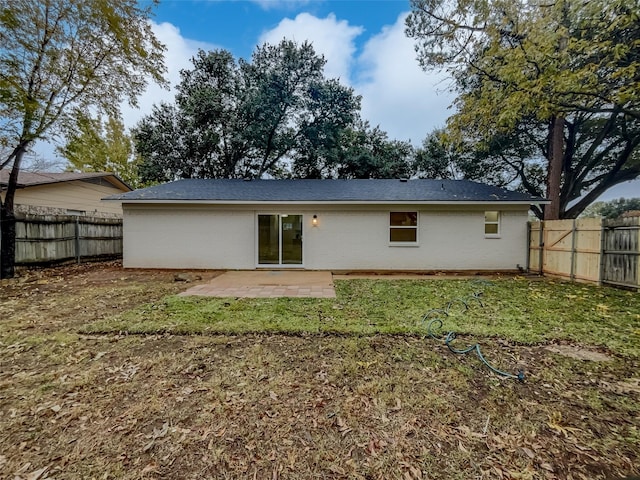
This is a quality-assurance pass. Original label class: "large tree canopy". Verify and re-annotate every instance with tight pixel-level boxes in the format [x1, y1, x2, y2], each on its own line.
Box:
[134, 41, 363, 182]
[406, 0, 640, 219]
[0, 0, 166, 278]
[58, 113, 142, 188]
[331, 124, 414, 180]
[292, 120, 415, 180]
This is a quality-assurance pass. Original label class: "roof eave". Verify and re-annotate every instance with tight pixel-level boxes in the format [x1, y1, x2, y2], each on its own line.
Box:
[106, 198, 548, 205]
[102, 175, 133, 192]
[4, 173, 132, 190]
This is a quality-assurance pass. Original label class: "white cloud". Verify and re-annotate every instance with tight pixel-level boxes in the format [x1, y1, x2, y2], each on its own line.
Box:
[119, 21, 220, 130]
[258, 12, 363, 81]
[250, 0, 314, 10]
[354, 12, 455, 144]
[258, 11, 454, 145]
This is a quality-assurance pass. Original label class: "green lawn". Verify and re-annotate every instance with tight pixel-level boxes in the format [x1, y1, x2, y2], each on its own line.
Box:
[84, 278, 640, 357]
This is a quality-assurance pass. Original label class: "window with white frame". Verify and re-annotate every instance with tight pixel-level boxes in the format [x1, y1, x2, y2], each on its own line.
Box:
[484, 211, 500, 236]
[389, 212, 418, 243]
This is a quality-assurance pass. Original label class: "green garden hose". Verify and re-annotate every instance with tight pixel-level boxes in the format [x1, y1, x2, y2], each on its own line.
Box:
[422, 282, 525, 382]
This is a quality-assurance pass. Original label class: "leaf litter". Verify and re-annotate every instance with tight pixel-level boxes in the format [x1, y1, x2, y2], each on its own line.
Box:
[0, 261, 638, 479]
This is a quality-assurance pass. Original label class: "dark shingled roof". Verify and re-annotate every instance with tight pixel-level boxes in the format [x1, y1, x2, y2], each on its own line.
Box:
[106, 179, 545, 203]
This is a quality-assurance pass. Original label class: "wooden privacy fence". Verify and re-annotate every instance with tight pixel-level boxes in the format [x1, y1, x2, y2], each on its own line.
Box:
[601, 216, 640, 288]
[528, 217, 640, 289]
[9, 214, 123, 266]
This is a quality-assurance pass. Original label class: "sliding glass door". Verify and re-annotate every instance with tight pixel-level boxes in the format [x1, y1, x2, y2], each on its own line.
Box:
[258, 214, 280, 264]
[258, 214, 303, 266]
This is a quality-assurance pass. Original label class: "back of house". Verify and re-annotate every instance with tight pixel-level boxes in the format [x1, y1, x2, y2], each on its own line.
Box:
[106, 178, 547, 271]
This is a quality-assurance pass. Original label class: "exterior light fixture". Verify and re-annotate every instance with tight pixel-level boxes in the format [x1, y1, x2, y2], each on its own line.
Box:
[312, 214, 318, 226]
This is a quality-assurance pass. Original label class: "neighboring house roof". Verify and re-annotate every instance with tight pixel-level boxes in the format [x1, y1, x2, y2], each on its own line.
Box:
[0, 170, 131, 191]
[106, 179, 547, 204]
[622, 210, 640, 218]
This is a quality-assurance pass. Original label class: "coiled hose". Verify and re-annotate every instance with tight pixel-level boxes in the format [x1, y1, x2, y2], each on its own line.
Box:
[421, 280, 525, 382]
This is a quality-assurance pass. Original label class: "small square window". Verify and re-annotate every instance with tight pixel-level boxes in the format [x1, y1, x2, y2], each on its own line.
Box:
[484, 211, 500, 236]
[390, 212, 417, 227]
[390, 212, 418, 243]
[485, 211, 499, 223]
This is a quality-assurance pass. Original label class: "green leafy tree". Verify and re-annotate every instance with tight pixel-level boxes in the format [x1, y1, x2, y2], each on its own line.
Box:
[335, 124, 414, 179]
[58, 113, 142, 188]
[413, 129, 539, 191]
[413, 131, 455, 180]
[292, 121, 414, 179]
[581, 198, 640, 219]
[0, 0, 166, 278]
[406, 0, 640, 220]
[134, 41, 361, 182]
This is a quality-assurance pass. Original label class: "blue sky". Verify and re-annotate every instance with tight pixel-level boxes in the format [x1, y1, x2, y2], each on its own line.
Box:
[152, 0, 409, 60]
[119, 0, 454, 147]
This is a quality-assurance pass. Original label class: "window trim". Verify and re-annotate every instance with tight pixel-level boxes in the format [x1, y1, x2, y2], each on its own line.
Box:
[484, 211, 501, 238]
[389, 211, 419, 246]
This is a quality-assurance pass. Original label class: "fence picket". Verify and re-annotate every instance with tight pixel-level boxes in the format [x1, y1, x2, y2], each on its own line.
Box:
[528, 217, 640, 290]
[7, 214, 123, 266]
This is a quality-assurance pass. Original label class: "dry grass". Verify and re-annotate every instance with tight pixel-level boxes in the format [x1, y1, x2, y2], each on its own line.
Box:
[1, 262, 639, 480]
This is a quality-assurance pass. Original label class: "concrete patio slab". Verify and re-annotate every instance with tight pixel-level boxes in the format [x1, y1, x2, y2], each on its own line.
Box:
[179, 270, 336, 298]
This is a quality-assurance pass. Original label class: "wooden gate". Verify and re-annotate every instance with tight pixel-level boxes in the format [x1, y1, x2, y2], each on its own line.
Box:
[528, 217, 639, 289]
[530, 218, 602, 283]
[601, 217, 640, 289]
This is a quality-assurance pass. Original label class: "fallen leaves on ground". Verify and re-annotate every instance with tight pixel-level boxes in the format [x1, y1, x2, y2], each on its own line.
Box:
[0, 262, 638, 479]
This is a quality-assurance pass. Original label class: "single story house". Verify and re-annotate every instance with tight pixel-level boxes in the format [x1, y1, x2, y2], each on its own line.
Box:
[106, 179, 547, 271]
[0, 170, 131, 217]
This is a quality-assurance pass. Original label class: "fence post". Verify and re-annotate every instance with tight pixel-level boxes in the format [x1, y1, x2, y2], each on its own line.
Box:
[526, 222, 531, 272]
[637, 217, 640, 290]
[538, 221, 544, 275]
[74, 216, 80, 264]
[570, 218, 577, 281]
[598, 218, 606, 286]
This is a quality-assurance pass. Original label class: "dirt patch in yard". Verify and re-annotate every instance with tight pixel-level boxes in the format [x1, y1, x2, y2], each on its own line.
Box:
[1, 262, 639, 480]
[545, 344, 614, 362]
[1, 261, 221, 334]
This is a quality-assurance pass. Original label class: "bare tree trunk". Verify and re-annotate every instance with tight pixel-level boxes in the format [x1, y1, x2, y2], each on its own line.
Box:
[544, 115, 564, 220]
[0, 204, 17, 279]
[1, 147, 26, 279]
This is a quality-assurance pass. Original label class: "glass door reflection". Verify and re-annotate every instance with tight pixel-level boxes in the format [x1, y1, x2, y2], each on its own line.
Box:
[258, 214, 303, 266]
